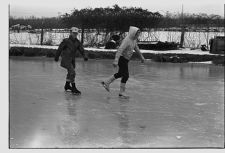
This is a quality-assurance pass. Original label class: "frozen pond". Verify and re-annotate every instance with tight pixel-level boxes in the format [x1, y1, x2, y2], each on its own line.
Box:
[9, 57, 224, 148]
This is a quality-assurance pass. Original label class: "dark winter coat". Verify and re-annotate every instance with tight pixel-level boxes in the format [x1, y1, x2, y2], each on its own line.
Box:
[55, 35, 87, 69]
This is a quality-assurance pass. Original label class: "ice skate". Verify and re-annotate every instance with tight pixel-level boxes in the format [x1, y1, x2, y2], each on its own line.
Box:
[71, 83, 81, 95]
[119, 83, 129, 99]
[101, 75, 116, 92]
[101, 81, 110, 92]
[119, 93, 129, 99]
[64, 81, 72, 92]
[72, 89, 81, 95]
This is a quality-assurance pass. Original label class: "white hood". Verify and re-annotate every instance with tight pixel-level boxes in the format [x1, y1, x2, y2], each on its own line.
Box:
[114, 26, 140, 62]
[128, 26, 139, 40]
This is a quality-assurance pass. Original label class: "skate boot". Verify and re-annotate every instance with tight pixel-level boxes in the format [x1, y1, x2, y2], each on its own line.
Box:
[101, 75, 116, 92]
[71, 83, 81, 95]
[64, 81, 72, 91]
[119, 83, 129, 99]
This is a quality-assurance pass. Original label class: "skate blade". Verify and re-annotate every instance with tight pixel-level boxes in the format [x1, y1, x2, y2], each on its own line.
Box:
[72, 92, 81, 95]
[64, 90, 72, 92]
[101, 82, 110, 92]
[119, 95, 129, 99]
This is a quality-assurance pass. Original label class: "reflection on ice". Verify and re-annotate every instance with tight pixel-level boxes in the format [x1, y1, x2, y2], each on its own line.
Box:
[10, 57, 224, 148]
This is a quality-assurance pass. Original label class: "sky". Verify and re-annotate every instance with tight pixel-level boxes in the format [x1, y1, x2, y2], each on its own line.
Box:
[8, 0, 225, 18]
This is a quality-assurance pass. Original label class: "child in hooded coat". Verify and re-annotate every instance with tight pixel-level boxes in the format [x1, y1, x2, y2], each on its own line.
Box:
[101, 26, 145, 98]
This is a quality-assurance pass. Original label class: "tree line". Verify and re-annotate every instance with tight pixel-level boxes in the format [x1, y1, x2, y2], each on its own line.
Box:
[9, 16, 64, 29]
[158, 12, 223, 29]
[9, 4, 223, 31]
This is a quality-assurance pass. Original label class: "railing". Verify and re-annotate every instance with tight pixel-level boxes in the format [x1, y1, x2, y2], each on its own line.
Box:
[9, 30, 224, 49]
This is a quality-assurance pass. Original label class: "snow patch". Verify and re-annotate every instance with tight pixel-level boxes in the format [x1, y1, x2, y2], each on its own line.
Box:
[9, 44, 220, 56]
[189, 61, 213, 64]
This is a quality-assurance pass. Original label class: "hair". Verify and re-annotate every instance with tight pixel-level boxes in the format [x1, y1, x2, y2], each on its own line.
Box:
[135, 30, 141, 37]
[70, 31, 78, 34]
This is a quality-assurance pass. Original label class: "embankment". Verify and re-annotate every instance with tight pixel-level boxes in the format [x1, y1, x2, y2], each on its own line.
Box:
[9, 46, 224, 66]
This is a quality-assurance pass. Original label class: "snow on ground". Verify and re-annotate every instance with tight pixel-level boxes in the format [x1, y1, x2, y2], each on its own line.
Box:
[9, 44, 220, 56]
[188, 61, 213, 64]
[10, 44, 59, 50]
[189, 61, 214, 63]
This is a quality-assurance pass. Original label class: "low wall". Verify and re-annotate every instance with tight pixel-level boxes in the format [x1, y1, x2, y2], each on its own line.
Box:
[9, 47, 224, 66]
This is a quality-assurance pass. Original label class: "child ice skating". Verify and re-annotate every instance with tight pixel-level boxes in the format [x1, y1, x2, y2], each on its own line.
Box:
[55, 27, 88, 95]
[101, 26, 145, 98]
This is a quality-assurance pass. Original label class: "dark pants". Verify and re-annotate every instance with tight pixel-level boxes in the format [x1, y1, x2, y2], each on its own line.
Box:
[66, 60, 76, 83]
[114, 56, 129, 83]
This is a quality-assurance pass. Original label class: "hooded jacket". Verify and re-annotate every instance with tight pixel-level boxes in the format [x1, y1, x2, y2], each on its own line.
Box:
[114, 26, 144, 64]
[55, 35, 86, 68]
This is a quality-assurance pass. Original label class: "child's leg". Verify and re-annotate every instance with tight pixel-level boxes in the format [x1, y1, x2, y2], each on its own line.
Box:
[101, 75, 116, 92]
[118, 56, 129, 83]
[101, 56, 124, 92]
[66, 65, 76, 83]
[119, 58, 129, 98]
[114, 56, 128, 79]
[119, 83, 129, 98]
[121, 71, 129, 83]
[64, 65, 75, 91]
[66, 65, 81, 95]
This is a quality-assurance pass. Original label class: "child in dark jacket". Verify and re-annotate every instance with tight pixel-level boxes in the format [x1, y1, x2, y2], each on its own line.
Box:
[101, 26, 145, 98]
[55, 27, 88, 95]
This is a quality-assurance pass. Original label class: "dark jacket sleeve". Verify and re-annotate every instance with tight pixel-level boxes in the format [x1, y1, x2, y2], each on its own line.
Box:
[78, 42, 87, 58]
[55, 39, 66, 61]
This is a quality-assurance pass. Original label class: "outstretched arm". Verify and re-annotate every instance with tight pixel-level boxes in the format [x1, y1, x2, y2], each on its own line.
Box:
[78, 43, 88, 61]
[134, 43, 145, 63]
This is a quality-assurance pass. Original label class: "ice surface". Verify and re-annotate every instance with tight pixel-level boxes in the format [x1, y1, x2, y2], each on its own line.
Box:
[9, 57, 224, 148]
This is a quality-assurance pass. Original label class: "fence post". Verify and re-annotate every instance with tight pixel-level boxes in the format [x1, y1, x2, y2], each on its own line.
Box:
[81, 24, 84, 44]
[180, 26, 185, 48]
[180, 4, 185, 48]
[40, 20, 44, 45]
